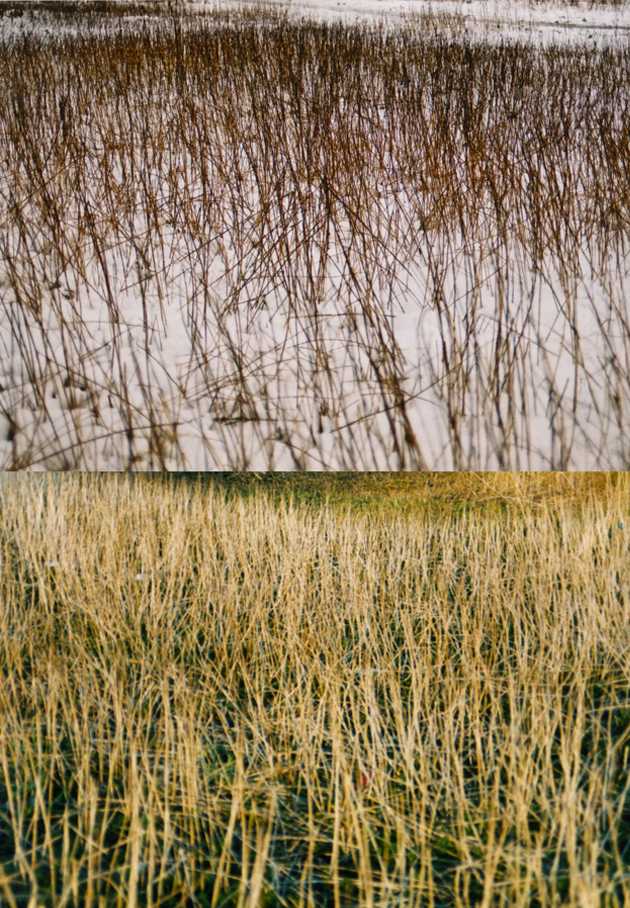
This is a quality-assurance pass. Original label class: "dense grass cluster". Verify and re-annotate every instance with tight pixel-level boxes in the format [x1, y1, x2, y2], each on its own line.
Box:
[0, 6, 629, 468]
[0, 474, 628, 905]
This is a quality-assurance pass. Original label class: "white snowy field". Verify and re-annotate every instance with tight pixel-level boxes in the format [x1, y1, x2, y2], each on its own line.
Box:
[204, 0, 630, 47]
[1, 0, 629, 469]
[3, 0, 630, 47]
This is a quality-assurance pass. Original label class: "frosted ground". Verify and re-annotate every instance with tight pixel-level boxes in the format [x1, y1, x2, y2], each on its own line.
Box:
[209, 0, 630, 46]
[0, 0, 629, 469]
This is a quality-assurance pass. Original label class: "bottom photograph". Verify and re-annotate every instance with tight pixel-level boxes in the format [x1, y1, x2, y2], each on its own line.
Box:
[0, 472, 628, 907]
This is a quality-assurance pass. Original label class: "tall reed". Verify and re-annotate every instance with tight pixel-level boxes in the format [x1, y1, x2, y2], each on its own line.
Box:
[0, 6, 629, 468]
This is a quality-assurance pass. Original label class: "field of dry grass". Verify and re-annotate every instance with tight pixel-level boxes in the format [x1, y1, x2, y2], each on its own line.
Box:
[0, 472, 628, 906]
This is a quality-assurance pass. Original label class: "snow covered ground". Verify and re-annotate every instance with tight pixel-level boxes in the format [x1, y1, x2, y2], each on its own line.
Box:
[1, 1, 629, 470]
[201, 0, 630, 46]
[2, 0, 629, 47]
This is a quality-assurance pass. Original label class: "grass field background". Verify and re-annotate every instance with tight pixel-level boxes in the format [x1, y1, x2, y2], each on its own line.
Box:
[0, 472, 628, 906]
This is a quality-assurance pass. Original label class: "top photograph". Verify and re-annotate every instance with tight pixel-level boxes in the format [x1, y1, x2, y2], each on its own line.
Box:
[1, 0, 629, 470]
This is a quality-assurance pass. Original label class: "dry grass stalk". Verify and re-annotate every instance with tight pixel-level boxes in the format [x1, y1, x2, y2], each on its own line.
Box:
[0, 473, 628, 904]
